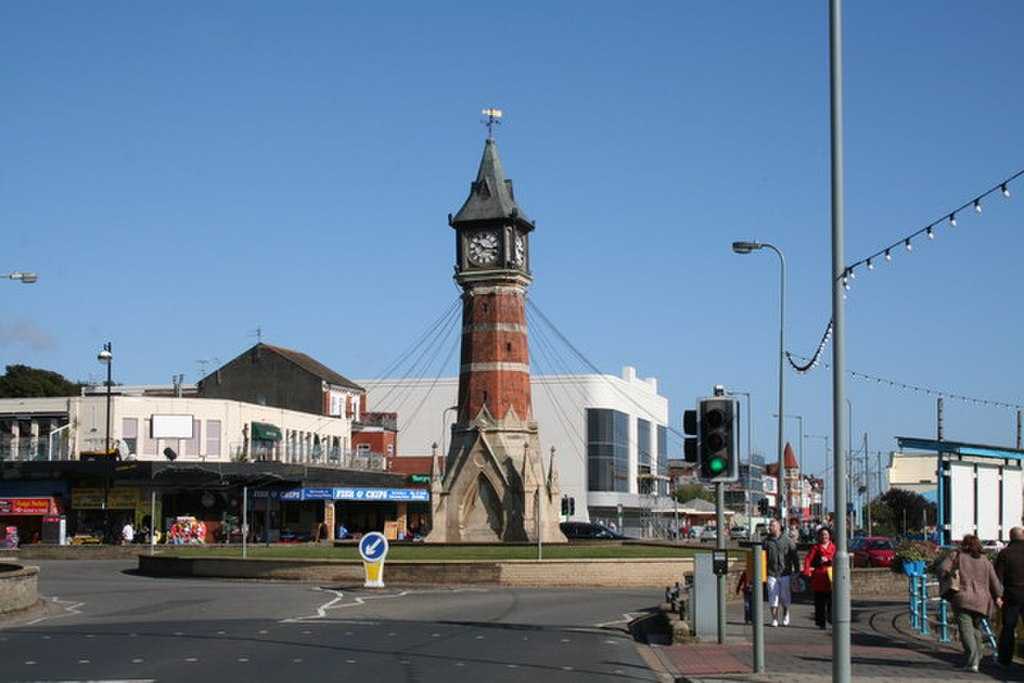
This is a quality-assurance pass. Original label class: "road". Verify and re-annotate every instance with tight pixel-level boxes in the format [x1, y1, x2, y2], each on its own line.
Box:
[0, 560, 670, 682]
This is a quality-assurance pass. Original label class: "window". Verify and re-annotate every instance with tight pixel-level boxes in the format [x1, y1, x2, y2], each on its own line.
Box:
[206, 420, 221, 457]
[587, 409, 629, 492]
[185, 419, 201, 457]
[637, 419, 651, 469]
[357, 443, 371, 453]
[142, 419, 156, 456]
[121, 418, 138, 456]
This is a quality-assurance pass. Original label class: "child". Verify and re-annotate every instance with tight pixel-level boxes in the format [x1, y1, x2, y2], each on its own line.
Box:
[736, 568, 753, 624]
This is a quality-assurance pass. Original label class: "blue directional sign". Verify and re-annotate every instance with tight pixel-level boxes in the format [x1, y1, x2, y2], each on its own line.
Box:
[358, 531, 389, 563]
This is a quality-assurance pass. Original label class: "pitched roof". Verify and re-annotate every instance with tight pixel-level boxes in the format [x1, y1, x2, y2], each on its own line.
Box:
[451, 138, 534, 229]
[784, 442, 798, 469]
[261, 343, 365, 393]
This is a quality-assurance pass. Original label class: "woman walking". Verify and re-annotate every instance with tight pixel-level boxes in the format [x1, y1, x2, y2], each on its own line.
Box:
[802, 527, 836, 629]
[939, 534, 1003, 673]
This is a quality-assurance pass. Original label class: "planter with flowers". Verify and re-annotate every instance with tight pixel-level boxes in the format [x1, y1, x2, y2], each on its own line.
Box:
[893, 540, 940, 575]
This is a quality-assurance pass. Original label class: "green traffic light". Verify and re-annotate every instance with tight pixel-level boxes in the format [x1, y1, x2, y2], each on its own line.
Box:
[709, 457, 726, 474]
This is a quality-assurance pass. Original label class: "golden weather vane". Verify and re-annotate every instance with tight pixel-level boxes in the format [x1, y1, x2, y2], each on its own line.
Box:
[481, 108, 502, 138]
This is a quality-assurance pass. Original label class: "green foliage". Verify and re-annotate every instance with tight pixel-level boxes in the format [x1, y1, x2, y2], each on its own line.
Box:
[674, 482, 714, 504]
[0, 364, 82, 398]
[868, 488, 936, 535]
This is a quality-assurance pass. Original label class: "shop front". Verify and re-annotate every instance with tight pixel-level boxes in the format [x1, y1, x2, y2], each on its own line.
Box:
[70, 486, 160, 544]
[0, 497, 61, 546]
[279, 486, 430, 540]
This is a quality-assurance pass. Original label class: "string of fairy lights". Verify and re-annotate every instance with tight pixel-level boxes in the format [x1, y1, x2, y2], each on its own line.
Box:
[840, 168, 1022, 291]
[787, 168, 1022, 374]
[788, 353, 1024, 411]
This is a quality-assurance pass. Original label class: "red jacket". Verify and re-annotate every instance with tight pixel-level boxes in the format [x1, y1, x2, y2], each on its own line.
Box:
[803, 542, 837, 592]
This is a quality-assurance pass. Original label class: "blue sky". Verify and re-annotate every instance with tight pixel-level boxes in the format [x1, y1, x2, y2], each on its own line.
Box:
[2, 2, 1022, 485]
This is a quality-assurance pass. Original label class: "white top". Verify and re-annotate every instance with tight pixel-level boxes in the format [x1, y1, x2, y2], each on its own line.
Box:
[122, 523, 134, 542]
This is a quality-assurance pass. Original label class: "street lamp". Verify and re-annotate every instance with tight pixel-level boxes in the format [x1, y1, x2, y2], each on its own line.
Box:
[732, 241, 786, 521]
[774, 412, 803, 517]
[97, 343, 113, 454]
[727, 389, 753, 527]
[3, 272, 38, 284]
[806, 434, 830, 516]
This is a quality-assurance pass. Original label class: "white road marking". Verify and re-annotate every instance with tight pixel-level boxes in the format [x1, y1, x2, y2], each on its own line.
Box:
[399, 660, 411, 665]
[455, 662, 465, 667]
[237, 657, 250, 662]
[86, 634, 96, 638]
[78, 659, 91, 664]
[432, 633, 440, 637]
[281, 586, 485, 624]
[26, 595, 85, 625]
[593, 611, 645, 629]
[292, 658, 303, 663]
[507, 664, 519, 668]
[133, 658, 145, 663]
[562, 666, 574, 671]
[217, 630, 227, 635]
[24, 661, 35, 665]
[561, 638, 571, 643]
[346, 659, 356, 664]
[41, 635, 51, 639]
[258, 629, 269, 634]
[475, 635, 484, 639]
[174, 631, 184, 636]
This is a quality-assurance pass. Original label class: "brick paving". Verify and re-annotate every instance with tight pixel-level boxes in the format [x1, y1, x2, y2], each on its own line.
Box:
[655, 596, 1024, 682]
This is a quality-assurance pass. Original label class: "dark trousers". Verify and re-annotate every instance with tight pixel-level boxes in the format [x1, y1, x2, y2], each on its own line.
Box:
[814, 590, 832, 627]
[999, 600, 1022, 664]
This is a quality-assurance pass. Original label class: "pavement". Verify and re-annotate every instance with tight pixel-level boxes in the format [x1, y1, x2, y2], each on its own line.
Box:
[657, 594, 1024, 682]
[0, 559, 674, 682]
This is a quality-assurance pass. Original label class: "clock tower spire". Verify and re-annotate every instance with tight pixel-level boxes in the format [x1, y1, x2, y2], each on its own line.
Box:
[427, 130, 563, 544]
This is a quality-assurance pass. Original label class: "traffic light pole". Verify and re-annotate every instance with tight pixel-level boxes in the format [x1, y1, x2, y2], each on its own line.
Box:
[716, 481, 726, 644]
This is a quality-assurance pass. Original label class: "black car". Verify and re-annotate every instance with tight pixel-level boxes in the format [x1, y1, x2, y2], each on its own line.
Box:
[559, 521, 626, 540]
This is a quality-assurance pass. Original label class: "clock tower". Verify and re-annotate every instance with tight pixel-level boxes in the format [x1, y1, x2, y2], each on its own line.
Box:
[427, 136, 564, 543]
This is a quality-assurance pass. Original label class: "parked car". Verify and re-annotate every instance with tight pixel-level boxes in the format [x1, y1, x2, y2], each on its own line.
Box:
[700, 526, 719, 542]
[730, 526, 748, 539]
[559, 521, 626, 540]
[687, 525, 705, 540]
[852, 536, 895, 567]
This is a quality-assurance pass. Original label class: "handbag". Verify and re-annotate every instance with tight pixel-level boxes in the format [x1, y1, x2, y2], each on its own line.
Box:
[940, 551, 961, 601]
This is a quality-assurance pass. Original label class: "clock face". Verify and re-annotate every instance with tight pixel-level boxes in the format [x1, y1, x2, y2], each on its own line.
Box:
[512, 235, 526, 266]
[468, 232, 499, 265]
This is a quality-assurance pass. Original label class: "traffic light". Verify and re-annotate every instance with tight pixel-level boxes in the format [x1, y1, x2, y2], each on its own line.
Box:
[682, 410, 698, 463]
[758, 497, 769, 516]
[561, 495, 576, 517]
[698, 397, 738, 482]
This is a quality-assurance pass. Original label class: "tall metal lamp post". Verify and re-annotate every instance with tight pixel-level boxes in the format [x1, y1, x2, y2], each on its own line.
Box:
[732, 241, 786, 521]
[98, 343, 113, 453]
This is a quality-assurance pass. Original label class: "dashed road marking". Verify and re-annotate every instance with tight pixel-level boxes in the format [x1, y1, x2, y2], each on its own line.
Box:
[562, 666, 574, 671]
[237, 657, 250, 663]
[346, 659, 356, 664]
[258, 629, 269, 634]
[292, 658, 303, 663]
[133, 658, 144, 663]
[185, 657, 198, 662]
[24, 661, 35, 665]
[78, 659, 90, 664]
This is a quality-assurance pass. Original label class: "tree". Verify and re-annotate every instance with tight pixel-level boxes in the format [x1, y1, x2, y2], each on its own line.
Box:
[0, 365, 82, 398]
[674, 482, 714, 504]
[868, 488, 936, 536]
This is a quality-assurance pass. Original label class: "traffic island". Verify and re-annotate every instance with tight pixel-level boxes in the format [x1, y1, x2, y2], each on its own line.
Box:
[137, 553, 697, 587]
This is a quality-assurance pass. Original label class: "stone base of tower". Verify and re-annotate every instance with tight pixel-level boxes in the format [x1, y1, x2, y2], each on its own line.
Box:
[426, 410, 565, 544]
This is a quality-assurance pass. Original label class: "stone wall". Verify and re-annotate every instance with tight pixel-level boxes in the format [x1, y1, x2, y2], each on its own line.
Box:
[0, 545, 145, 560]
[0, 563, 38, 614]
[139, 555, 695, 588]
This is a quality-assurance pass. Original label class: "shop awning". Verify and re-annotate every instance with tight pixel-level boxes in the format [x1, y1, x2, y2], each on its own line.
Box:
[251, 422, 282, 442]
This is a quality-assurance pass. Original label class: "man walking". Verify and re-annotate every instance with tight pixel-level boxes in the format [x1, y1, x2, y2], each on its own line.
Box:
[764, 519, 800, 627]
[995, 526, 1024, 667]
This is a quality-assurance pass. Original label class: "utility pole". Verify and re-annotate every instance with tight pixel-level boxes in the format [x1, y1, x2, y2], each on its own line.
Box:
[1017, 409, 1021, 449]
[716, 481, 726, 644]
[864, 433, 872, 535]
[828, 0, 851, 678]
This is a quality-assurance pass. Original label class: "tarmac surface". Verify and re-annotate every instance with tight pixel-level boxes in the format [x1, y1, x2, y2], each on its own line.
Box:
[0, 559, 671, 682]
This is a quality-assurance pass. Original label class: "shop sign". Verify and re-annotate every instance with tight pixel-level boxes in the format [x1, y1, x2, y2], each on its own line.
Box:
[0, 498, 53, 515]
[72, 488, 140, 510]
[278, 487, 430, 502]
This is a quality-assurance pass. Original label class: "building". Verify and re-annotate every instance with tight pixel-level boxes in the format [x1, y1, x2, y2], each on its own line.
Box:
[765, 442, 801, 522]
[0, 345, 429, 545]
[198, 342, 365, 420]
[887, 451, 937, 495]
[359, 367, 671, 538]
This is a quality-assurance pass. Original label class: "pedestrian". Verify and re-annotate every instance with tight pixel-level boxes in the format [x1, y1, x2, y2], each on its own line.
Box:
[802, 526, 836, 629]
[336, 522, 348, 540]
[764, 519, 800, 627]
[121, 520, 134, 545]
[736, 568, 753, 624]
[940, 534, 1003, 673]
[995, 526, 1024, 669]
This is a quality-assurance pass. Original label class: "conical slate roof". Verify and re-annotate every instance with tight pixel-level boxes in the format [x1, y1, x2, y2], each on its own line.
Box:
[783, 442, 799, 470]
[451, 138, 534, 229]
